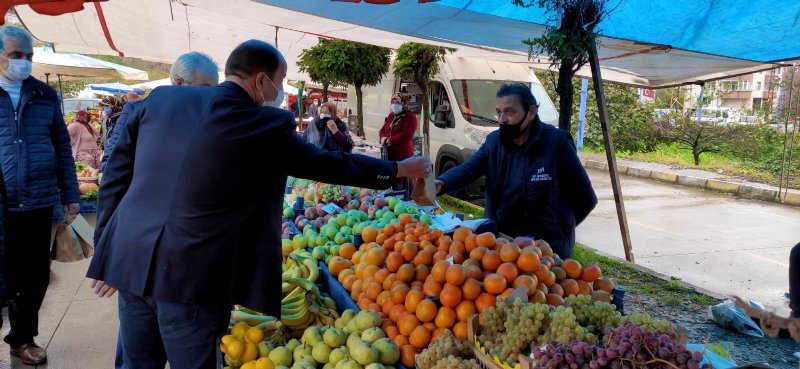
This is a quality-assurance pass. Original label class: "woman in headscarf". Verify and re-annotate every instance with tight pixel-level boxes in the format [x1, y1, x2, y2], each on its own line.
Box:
[67, 110, 102, 169]
[379, 93, 418, 191]
[303, 101, 354, 152]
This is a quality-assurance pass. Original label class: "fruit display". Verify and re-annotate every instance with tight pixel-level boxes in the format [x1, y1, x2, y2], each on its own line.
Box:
[75, 161, 99, 178]
[280, 249, 340, 334]
[532, 324, 711, 369]
[223, 309, 403, 369]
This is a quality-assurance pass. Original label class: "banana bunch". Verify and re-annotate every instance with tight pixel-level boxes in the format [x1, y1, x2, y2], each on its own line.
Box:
[282, 250, 319, 284]
[280, 277, 339, 335]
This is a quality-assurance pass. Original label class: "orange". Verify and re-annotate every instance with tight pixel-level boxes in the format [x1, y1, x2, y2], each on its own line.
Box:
[415, 264, 431, 282]
[581, 265, 602, 282]
[512, 274, 538, 296]
[339, 243, 356, 260]
[577, 280, 592, 295]
[439, 283, 462, 308]
[499, 243, 521, 263]
[530, 290, 547, 304]
[401, 345, 416, 368]
[391, 284, 410, 304]
[469, 246, 489, 261]
[445, 264, 467, 286]
[549, 283, 565, 297]
[455, 300, 476, 322]
[482, 250, 501, 272]
[464, 265, 483, 280]
[399, 213, 413, 225]
[496, 262, 519, 284]
[434, 306, 457, 328]
[461, 278, 482, 300]
[464, 234, 478, 253]
[401, 242, 419, 262]
[448, 240, 466, 255]
[386, 252, 404, 272]
[475, 232, 497, 248]
[413, 250, 433, 266]
[366, 282, 383, 300]
[593, 278, 615, 293]
[397, 263, 416, 282]
[405, 289, 425, 312]
[517, 250, 541, 273]
[475, 293, 497, 312]
[423, 279, 443, 297]
[362, 226, 379, 243]
[398, 314, 420, 336]
[408, 326, 431, 349]
[416, 299, 438, 322]
[483, 273, 507, 294]
[453, 227, 471, 242]
[431, 260, 449, 283]
[546, 293, 564, 306]
[432, 251, 449, 263]
[453, 321, 468, 340]
[561, 259, 583, 279]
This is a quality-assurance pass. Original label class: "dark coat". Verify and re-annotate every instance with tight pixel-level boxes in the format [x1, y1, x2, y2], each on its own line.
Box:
[438, 120, 597, 258]
[87, 82, 397, 315]
[0, 77, 79, 210]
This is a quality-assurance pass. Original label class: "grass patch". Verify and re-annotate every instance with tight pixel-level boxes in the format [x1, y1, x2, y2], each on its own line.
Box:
[436, 195, 485, 219]
[572, 244, 718, 307]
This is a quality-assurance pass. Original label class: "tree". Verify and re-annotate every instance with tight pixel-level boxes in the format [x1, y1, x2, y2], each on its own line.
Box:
[307, 39, 390, 137]
[657, 84, 745, 165]
[392, 42, 454, 156]
[297, 38, 345, 102]
[514, 0, 610, 132]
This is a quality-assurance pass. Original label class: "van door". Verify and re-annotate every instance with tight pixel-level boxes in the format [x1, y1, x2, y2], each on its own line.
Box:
[427, 81, 455, 172]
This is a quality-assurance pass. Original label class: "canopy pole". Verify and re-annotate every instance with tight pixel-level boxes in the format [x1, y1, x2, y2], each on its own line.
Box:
[57, 74, 64, 113]
[588, 42, 634, 262]
[275, 26, 279, 48]
[45, 73, 50, 84]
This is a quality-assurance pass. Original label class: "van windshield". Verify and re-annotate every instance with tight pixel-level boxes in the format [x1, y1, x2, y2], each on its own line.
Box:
[449, 80, 558, 127]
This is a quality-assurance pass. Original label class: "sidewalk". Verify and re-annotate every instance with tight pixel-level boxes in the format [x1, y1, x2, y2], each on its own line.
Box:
[0, 259, 117, 368]
[578, 152, 800, 207]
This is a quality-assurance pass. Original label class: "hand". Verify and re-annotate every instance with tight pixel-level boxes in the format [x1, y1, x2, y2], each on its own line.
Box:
[396, 157, 430, 179]
[379, 137, 386, 145]
[89, 279, 117, 298]
[65, 202, 80, 224]
[325, 119, 339, 133]
[434, 180, 444, 194]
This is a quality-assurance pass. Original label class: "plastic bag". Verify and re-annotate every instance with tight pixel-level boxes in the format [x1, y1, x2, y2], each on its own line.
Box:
[708, 299, 765, 337]
[50, 215, 94, 262]
[412, 172, 437, 206]
[686, 342, 737, 369]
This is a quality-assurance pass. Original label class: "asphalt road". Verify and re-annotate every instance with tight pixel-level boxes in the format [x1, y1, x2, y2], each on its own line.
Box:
[578, 169, 800, 315]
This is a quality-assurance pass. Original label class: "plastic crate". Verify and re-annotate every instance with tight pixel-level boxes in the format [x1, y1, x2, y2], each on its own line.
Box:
[79, 200, 97, 214]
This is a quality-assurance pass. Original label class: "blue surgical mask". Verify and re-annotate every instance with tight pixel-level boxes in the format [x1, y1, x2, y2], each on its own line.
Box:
[391, 104, 403, 114]
[320, 113, 332, 119]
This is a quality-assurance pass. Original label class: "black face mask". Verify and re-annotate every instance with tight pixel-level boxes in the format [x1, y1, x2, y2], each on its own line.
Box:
[499, 110, 529, 143]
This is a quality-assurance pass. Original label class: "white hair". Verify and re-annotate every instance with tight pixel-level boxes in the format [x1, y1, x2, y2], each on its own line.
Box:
[169, 52, 219, 85]
[0, 27, 33, 51]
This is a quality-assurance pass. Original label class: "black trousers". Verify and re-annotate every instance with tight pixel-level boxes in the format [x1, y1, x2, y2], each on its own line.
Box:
[3, 207, 53, 346]
[790, 242, 800, 317]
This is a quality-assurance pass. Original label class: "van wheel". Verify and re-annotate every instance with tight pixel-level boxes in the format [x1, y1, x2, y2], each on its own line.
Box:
[438, 159, 468, 199]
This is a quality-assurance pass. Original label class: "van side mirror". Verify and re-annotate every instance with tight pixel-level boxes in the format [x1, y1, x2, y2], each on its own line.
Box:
[433, 104, 454, 128]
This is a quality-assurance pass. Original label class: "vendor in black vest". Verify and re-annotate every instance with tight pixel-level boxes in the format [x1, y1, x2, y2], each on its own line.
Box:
[433, 83, 597, 258]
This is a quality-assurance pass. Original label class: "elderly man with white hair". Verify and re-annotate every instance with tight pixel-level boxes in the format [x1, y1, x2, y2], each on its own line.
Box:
[100, 51, 219, 171]
[0, 26, 80, 366]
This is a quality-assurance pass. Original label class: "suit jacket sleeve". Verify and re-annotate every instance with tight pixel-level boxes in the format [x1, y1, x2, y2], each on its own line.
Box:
[282, 116, 397, 189]
[101, 102, 134, 172]
[50, 99, 80, 204]
[557, 134, 597, 225]
[93, 104, 142, 243]
[438, 140, 489, 194]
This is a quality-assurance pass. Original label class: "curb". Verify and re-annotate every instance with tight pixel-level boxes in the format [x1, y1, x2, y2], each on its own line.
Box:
[582, 159, 800, 207]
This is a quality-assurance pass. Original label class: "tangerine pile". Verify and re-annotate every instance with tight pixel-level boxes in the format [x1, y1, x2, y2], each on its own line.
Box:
[326, 218, 612, 367]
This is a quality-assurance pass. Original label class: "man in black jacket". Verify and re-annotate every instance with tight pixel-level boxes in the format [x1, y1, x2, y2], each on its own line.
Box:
[436, 84, 596, 258]
[88, 40, 428, 368]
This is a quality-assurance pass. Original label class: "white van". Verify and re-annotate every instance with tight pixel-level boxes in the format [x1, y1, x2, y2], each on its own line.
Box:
[349, 56, 558, 198]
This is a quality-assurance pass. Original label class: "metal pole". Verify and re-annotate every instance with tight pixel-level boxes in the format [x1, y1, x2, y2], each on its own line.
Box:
[57, 74, 64, 113]
[696, 83, 704, 123]
[588, 42, 634, 262]
[45, 73, 50, 84]
[577, 78, 588, 150]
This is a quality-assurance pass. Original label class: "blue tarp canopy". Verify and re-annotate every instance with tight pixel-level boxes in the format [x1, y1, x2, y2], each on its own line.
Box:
[14, 0, 795, 88]
[89, 82, 145, 95]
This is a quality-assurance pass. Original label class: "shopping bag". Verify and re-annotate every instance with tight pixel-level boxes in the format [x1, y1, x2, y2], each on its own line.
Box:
[50, 215, 94, 262]
[411, 173, 437, 206]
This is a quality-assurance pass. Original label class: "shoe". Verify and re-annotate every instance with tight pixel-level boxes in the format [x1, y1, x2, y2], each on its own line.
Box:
[10, 343, 47, 366]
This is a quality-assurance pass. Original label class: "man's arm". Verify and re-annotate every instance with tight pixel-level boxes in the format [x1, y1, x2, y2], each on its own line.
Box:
[437, 142, 489, 194]
[93, 104, 142, 242]
[557, 135, 597, 225]
[49, 101, 80, 205]
[101, 102, 135, 172]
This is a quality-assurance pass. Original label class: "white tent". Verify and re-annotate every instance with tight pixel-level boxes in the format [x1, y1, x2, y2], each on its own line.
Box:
[32, 47, 148, 81]
[14, 0, 782, 88]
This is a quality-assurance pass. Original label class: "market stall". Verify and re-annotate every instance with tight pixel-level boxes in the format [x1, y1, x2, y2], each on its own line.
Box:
[213, 179, 718, 369]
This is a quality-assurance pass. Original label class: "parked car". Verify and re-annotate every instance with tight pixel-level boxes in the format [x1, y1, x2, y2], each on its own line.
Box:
[62, 97, 101, 114]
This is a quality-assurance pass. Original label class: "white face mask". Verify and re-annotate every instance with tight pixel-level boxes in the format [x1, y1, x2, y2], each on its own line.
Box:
[260, 74, 284, 108]
[320, 113, 331, 119]
[391, 104, 403, 114]
[2, 58, 31, 82]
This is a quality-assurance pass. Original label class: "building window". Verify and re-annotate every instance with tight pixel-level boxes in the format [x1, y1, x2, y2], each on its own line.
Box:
[753, 98, 763, 110]
[757, 82, 761, 90]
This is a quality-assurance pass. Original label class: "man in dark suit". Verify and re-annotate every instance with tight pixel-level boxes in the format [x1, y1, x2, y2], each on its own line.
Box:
[86, 40, 428, 369]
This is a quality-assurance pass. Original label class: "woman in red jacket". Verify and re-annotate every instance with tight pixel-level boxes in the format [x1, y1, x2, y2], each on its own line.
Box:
[379, 94, 418, 192]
